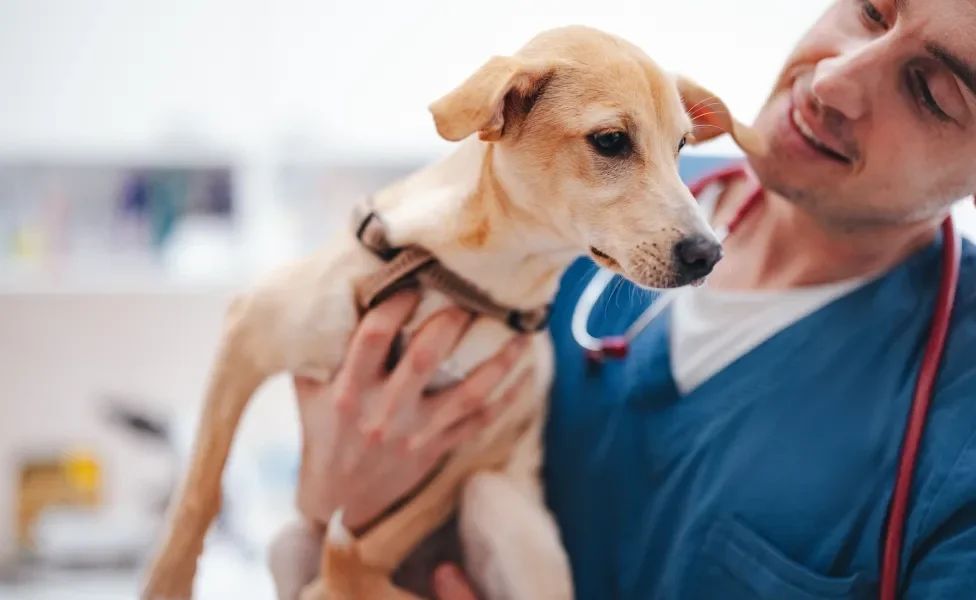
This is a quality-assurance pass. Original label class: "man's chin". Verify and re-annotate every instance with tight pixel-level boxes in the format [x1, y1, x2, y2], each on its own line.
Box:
[744, 154, 825, 206]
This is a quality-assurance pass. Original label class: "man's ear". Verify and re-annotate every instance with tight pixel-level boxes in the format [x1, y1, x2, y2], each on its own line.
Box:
[429, 55, 555, 143]
[675, 74, 767, 157]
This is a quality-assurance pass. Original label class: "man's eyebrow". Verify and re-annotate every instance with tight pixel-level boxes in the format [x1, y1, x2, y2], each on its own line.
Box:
[926, 43, 976, 100]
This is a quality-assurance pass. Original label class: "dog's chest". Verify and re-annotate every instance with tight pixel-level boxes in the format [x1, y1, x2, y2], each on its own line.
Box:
[376, 293, 555, 598]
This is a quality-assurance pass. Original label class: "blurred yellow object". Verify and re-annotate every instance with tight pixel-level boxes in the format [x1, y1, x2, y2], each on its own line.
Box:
[11, 225, 45, 259]
[15, 449, 102, 550]
[64, 448, 101, 494]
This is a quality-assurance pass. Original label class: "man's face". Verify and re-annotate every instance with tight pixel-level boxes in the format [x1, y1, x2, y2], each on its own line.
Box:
[748, 0, 976, 228]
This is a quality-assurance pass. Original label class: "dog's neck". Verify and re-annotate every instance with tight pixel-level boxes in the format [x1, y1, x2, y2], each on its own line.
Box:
[370, 138, 583, 311]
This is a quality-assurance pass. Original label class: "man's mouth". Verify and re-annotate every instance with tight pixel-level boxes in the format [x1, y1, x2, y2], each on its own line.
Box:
[790, 108, 851, 164]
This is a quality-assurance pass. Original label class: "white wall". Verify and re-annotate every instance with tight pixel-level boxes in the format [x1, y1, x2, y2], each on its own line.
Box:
[2, 0, 972, 231]
[0, 0, 835, 158]
[0, 289, 302, 567]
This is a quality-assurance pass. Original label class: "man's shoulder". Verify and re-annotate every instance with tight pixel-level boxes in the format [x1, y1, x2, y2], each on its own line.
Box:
[955, 236, 976, 318]
[942, 236, 976, 374]
[897, 235, 975, 427]
[906, 236, 976, 549]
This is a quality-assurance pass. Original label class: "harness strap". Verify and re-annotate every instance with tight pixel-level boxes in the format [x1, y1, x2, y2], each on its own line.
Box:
[351, 199, 552, 334]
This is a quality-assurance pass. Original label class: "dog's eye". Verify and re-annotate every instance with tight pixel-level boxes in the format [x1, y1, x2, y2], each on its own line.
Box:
[588, 131, 630, 158]
[677, 136, 688, 153]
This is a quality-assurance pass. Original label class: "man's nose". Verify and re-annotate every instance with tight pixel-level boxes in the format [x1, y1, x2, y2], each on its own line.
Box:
[810, 47, 877, 121]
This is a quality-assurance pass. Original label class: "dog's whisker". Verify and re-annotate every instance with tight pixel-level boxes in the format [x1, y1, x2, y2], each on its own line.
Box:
[604, 275, 625, 317]
[686, 95, 718, 114]
[690, 109, 729, 123]
[688, 100, 725, 116]
[692, 123, 731, 135]
[691, 106, 727, 115]
[629, 279, 642, 305]
[613, 275, 628, 310]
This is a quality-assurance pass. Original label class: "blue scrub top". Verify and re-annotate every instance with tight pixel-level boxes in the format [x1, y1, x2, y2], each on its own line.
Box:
[541, 184, 976, 598]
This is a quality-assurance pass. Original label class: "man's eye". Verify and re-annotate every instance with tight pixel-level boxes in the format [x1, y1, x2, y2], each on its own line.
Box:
[909, 69, 951, 122]
[859, 0, 888, 28]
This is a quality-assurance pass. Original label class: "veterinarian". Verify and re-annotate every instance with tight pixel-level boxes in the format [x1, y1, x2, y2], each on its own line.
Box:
[293, 0, 976, 598]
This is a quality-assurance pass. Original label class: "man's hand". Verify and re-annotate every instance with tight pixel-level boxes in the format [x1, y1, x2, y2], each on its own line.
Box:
[432, 564, 480, 600]
[294, 290, 533, 532]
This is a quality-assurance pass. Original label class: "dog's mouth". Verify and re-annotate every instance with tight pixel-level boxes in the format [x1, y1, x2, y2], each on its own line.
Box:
[590, 245, 712, 289]
[589, 246, 620, 268]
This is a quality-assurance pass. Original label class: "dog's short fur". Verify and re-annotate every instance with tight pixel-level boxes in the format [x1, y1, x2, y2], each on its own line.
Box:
[140, 25, 765, 600]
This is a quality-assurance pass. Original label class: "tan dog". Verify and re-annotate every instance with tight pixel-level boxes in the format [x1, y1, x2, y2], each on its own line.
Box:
[140, 25, 764, 600]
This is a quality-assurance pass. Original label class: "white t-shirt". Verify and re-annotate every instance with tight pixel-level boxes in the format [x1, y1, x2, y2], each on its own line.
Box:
[668, 183, 870, 394]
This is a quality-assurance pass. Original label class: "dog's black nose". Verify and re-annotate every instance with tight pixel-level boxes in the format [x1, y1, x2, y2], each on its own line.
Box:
[673, 234, 723, 283]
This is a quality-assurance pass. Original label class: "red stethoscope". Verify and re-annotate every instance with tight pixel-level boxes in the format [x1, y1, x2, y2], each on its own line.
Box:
[572, 162, 965, 600]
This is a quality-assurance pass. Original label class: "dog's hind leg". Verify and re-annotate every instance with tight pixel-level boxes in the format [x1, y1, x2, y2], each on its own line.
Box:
[269, 518, 325, 600]
[458, 415, 574, 600]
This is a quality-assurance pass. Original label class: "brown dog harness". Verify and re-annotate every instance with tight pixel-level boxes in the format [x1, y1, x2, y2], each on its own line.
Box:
[351, 199, 553, 334]
[345, 199, 551, 538]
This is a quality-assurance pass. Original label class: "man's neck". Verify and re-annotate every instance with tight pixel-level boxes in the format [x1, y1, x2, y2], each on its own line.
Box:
[708, 178, 942, 291]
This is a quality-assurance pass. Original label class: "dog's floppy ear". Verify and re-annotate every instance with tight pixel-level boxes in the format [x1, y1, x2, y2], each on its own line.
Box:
[675, 74, 767, 156]
[429, 55, 555, 143]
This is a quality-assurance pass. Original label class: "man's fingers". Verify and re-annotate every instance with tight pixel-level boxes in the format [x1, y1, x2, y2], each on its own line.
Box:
[408, 351, 525, 450]
[409, 334, 529, 448]
[343, 291, 421, 387]
[361, 307, 473, 441]
[432, 563, 480, 600]
[421, 369, 532, 456]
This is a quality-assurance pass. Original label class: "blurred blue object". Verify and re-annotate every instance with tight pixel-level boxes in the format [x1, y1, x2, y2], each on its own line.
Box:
[678, 153, 738, 182]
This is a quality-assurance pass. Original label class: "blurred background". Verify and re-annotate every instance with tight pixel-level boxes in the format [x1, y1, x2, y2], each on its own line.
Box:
[0, 1, 974, 598]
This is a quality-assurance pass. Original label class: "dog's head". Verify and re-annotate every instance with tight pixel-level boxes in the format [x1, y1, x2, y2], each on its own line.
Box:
[429, 25, 765, 289]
